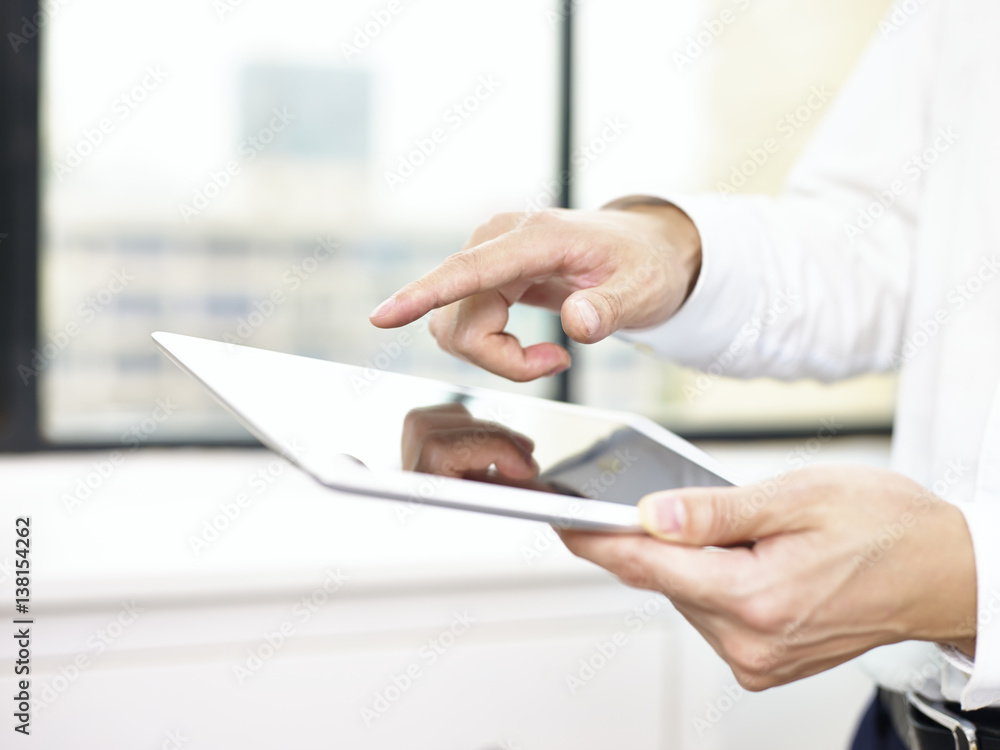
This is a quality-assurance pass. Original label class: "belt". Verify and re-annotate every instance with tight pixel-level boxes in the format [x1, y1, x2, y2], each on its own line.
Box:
[880, 688, 1000, 750]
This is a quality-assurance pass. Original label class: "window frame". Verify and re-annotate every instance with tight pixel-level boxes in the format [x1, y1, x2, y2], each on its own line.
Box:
[1, 0, 42, 451]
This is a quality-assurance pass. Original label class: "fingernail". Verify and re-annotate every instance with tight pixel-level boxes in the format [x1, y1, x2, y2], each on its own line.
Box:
[545, 363, 570, 377]
[641, 493, 686, 536]
[370, 296, 396, 319]
[574, 298, 600, 337]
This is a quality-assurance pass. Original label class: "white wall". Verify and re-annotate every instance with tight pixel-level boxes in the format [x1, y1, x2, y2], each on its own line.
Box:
[0, 437, 887, 748]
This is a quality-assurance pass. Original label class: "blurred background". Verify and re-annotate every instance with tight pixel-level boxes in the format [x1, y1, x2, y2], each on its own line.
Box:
[3, 0, 900, 748]
[36, 0, 895, 444]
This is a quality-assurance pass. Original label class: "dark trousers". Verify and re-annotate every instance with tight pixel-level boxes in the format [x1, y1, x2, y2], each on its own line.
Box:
[851, 691, 907, 750]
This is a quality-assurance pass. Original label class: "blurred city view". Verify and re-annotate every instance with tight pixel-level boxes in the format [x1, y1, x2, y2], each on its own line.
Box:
[39, 0, 560, 441]
[39, 0, 896, 443]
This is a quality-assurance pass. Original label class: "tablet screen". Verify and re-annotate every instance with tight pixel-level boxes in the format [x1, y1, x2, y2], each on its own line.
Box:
[154, 332, 730, 510]
[391, 391, 730, 507]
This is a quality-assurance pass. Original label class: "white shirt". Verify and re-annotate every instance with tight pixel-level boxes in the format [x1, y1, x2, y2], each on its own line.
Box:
[621, 0, 1000, 711]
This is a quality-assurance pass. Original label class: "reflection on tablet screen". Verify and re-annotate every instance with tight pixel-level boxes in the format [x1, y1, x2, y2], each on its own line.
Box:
[396, 396, 728, 507]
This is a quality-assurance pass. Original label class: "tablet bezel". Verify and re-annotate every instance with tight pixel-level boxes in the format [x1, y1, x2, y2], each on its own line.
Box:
[152, 331, 740, 533]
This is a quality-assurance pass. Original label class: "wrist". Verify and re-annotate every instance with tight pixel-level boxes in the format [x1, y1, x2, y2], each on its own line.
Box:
[601, 195, 702, 301]
[907, 499, 978, 656]
[940, 503, 979, 657]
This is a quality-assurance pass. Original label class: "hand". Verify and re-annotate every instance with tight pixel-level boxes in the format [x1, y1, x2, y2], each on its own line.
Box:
[559, 465, 977, 690]
[401, 403, 540, 482]
[370, 200, 702, 381]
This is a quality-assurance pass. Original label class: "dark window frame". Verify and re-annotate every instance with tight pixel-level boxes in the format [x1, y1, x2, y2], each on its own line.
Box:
[1, 0, 42, 451]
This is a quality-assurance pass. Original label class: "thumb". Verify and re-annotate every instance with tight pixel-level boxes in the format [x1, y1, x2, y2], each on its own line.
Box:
[561, 283, 633, 344]
[637, 485, 794, 546]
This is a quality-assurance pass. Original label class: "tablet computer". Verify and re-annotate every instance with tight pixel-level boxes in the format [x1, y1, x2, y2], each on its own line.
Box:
[152, 332, 738, 532]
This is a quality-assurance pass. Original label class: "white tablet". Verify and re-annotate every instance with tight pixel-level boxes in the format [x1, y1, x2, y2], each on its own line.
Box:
[152, 332, 738, 532]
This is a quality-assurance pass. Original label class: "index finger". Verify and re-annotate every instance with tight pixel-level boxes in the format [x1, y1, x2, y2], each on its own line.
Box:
[557, 530, 754, 605]
[369, 230, 565, 329]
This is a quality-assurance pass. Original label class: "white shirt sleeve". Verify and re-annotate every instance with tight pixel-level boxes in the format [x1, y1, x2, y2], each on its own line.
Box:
[945, 501, 1000, 709]
[947, 379, 1000, 708]
[619, 2, 943, 381]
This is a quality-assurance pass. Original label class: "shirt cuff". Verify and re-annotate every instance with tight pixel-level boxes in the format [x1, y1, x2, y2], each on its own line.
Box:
[615, 194, 764, 369]
[938, 643, 973, 675]
[946, 502, 1000, 710]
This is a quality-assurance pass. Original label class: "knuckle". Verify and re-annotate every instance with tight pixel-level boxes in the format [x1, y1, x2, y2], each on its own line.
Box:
[490, 434, 519, 457]
[489, 211, 520, 229]
[687, 490, 739, 544]
[480, 421, 508, 438]
[439, 251, 482, 292]
[403, 409, 432, 436]
[732, 668, 770, 693]
[429, 316, 446, 345]
[722, 638, 768, 681]
[414, 435, 449, 472]
[734, 591, 786, 634]
[432, 328, 455, 355]
[428, 307, 452, 340]
[653, 572, 685, 599]
[731, 670, 752, 691]
[741, 486, 772, 520]
[450, 323, 483, 357]
[442, 249, 476, 273]
[518, 208, 561, 229]
[468, 212, 520, 246]
[612, 547, 658, 591]
[402, 410, 420, 433]
[467, 222, 495, 247]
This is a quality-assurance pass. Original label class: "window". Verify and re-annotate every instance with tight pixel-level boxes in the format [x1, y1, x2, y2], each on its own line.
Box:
[1, 0, 896, 450]
[34, 0, 561, 444]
